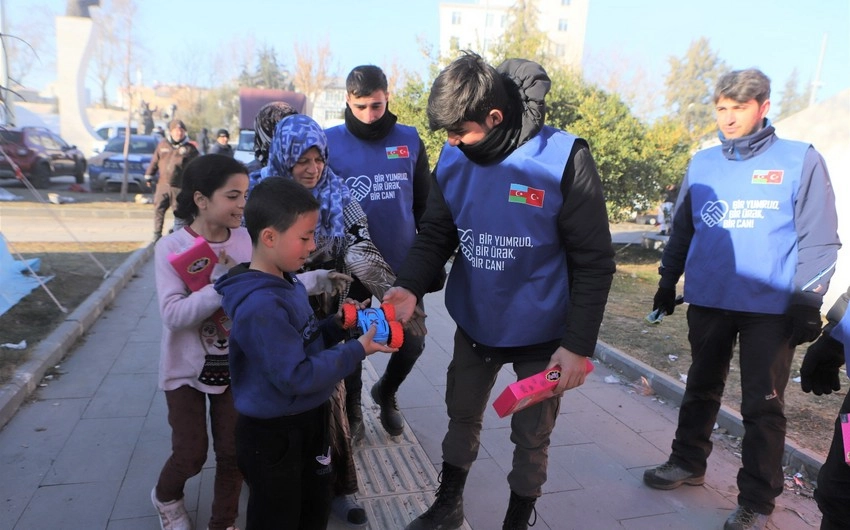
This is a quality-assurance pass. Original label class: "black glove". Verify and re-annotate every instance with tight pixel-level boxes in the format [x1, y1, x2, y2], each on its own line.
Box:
[786, 304, 823, 346]
[800, 333, 844, 395]
[652, 287, 677, 316]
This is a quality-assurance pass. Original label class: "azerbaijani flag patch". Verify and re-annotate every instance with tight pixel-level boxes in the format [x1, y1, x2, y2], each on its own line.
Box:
[508, 183, 544, 207]
[386, 145, 410, 159]
[751, 169, 783, 185]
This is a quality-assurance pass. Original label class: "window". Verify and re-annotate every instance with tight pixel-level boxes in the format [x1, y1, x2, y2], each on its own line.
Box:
[449, 36, 460, 51]
[558, 19, 568, 31]
[500, 15, 507, 27]
[555, 44, 566, 57]
[561, 0, 571, 5]
[485, 13, 494, 27]
[451, 11, 461, 24]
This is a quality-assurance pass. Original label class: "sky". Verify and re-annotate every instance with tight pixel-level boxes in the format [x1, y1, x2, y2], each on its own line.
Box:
[7, 0, 850, 114]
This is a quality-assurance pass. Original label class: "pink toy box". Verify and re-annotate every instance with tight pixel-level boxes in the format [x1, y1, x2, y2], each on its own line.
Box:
[168, 236, 230, 336]
[492, 358, 595, 418]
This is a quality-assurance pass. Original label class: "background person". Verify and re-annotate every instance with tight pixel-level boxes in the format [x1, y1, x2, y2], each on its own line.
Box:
[146, 119, 200, 241]
[643, 68, 840, 530]
[209, 129, 235, 157]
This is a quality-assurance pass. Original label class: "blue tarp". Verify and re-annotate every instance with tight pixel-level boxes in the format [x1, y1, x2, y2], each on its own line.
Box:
[0, 236, 48, 317]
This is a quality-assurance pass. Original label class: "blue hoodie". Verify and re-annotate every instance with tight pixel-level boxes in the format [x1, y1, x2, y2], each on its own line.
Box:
[215, 264, 365, 419]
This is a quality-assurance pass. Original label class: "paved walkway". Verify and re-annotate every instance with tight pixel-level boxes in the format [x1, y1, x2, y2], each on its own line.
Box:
[0, 225, 825, 529]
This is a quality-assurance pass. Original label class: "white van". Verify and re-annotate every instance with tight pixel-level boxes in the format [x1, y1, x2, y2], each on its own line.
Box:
[90, 121, 139, 157]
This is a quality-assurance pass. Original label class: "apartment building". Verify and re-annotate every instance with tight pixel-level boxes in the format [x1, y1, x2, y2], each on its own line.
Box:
[438, 0, 588, 70]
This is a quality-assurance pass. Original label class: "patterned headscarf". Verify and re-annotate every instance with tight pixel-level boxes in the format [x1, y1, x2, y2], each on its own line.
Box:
[266, 114, 351, 253]
[253, 101, 298, 165]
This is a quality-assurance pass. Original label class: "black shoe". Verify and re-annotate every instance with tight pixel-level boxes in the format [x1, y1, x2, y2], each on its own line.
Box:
[371, 377, 404, 436]
[405, 463, 468, 530]
[331, 494, 368, 527]
[502, 491, 537, 529]
[643, 461, 705, 490]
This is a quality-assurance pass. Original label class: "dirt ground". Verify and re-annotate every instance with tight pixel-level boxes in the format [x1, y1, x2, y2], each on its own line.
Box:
[0, 241, 142, 383]
[601, 244, 844, 458]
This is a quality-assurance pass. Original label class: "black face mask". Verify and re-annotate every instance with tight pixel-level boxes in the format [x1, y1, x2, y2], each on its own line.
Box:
[456, 111, 520, 165]
[344, 105, 398, 141]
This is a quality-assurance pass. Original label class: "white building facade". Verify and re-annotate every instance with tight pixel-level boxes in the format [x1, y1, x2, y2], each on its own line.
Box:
[438, 0, 588, 71]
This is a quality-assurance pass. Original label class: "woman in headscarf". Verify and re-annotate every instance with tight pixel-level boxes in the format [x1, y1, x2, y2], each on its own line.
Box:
[246, 101, 298, 178]
[266, 114, 397, 309]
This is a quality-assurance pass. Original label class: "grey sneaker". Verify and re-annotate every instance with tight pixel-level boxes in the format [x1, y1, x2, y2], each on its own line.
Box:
[642, 461, 705, 490]
[723, 505, 769, 530]
[151, 487, 192, 530]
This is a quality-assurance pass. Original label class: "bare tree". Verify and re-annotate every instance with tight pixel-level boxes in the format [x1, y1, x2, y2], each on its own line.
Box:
[89, 7, 119, 107]
[291, 38, 336, 103]
[5, 4, 56, 88]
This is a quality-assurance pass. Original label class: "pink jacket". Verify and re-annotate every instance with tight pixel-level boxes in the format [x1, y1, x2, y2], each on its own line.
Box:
[154, 227, 252, 393]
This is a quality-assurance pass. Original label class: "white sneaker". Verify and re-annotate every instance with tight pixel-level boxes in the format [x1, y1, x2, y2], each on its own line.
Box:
[151, 487, 192, 530]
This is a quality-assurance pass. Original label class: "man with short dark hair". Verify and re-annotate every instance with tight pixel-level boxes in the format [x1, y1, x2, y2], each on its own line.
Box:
[384, 52, 615, 530]
[145, 119, 199, 241]
[325, 64, 432, 443]
[643, 68, 840, 530]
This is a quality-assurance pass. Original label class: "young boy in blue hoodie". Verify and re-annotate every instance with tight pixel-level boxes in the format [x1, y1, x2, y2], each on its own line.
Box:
[215, 176, 396, 530]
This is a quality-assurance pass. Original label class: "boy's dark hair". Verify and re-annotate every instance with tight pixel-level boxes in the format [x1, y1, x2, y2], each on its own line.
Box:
[427, 51, 509, 132]
[244, 176, 319, 244]
[714, 68, 771, 105]
[174, 154, 248, 221]
[346, 65, 388, 97]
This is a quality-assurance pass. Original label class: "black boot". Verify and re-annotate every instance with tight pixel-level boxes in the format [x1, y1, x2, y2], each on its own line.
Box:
[405, 462, 468, 530]
[370, 376, 404, 436]
[502, 491, 537, 530]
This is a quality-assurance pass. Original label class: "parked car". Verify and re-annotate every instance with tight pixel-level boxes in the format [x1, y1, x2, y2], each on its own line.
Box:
[90, 121, 139, 157]
[0, 126, 87, 189]
[88, 134, 159, 192]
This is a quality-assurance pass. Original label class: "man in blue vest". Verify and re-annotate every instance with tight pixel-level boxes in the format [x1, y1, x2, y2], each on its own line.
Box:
[799, 285, 850, 529]
[325, 65, 432, 443]
[384, 52, 615, 530]
[643, 68, 840, 530]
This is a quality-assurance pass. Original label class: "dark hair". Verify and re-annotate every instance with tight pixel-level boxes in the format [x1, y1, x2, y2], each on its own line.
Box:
[173, 154, 248, 221]
[427, 51, 508, 132]
[253, 102, 299, 165]
[346, 65, 388, 97]
[244, 176, 319, 244]
[714, 68, 771, 105]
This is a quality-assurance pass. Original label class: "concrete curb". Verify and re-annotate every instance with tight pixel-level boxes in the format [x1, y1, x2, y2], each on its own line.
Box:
[0, 242, 154, 430]
[594, 340, 824, 478]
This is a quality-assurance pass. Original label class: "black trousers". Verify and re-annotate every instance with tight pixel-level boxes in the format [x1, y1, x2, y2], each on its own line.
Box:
[815, 390, 850, 529]
[670, 305, 794, 514]
[236, 403, 332, 530]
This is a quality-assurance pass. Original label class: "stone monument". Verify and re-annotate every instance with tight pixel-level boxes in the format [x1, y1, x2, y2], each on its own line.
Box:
[56, 0, 101, 155]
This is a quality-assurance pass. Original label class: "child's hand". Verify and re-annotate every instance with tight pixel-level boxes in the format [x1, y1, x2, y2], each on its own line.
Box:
[335, 298, 371, 327]
[358, 323, 398, 356]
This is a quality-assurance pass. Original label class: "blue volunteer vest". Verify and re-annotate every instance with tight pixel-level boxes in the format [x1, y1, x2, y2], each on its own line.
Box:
[325, 124, 420, 271]
[684, 139, 808, 313]
[436, 126, 575, 347]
